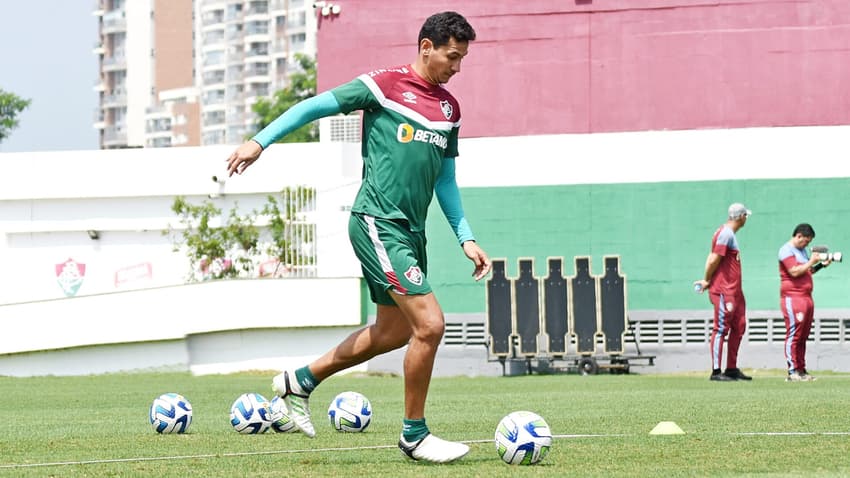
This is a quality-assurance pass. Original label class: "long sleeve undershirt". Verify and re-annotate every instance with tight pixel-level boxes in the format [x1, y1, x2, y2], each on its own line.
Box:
[252, 91, 341, 148]
[435, 157, 475, 244]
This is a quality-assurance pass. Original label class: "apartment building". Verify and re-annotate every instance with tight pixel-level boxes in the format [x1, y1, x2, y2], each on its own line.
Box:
[198, 0, 317, 145]
[93, 0, 317, 148]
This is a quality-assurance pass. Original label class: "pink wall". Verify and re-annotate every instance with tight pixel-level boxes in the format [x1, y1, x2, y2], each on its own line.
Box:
[316, 0, 850, 137]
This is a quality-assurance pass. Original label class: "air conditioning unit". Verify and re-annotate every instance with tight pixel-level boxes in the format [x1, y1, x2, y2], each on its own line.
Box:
[319, 114, 361, 143]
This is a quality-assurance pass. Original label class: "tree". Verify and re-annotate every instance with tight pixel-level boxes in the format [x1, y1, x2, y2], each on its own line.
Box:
[166, 197, 259, 281]
[165, 187, 317, 281]
[0, 89, 31, 144]
[251, 53, 318, 143]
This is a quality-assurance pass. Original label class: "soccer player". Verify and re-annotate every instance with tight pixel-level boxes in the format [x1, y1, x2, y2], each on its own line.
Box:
[778, 223, 831, 382]
[225, 11, 490, 463]
[693, 203, 752, 382]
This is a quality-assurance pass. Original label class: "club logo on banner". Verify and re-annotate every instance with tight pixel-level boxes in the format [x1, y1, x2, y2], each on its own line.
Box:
[56, 258, 86, 297]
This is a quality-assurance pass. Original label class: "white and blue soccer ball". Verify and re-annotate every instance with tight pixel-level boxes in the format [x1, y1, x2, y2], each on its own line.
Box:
[230, 392, 273, 434]
[149, 393, 193, 434]
[495, 411, 552, 465]
[327, 391, 372, 432]
[269, 396, 297, 433]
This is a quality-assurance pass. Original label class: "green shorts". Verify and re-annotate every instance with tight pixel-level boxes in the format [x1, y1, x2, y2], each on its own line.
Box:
[348, 213, 431, 305]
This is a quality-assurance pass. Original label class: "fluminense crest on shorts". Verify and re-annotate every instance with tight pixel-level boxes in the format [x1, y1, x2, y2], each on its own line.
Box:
[404, 265, 423, 286]
[796, 311, 804, 322]
[440, 100, 453, 120]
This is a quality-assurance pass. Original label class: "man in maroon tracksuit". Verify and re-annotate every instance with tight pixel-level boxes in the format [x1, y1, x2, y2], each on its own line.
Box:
[778, 223, 832, 382]
[694, 203, 752, 382]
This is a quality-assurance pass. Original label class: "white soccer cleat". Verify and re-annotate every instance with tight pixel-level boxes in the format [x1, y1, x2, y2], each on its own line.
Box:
[398, 433, 470, 463]
[272, 370, 316, 438]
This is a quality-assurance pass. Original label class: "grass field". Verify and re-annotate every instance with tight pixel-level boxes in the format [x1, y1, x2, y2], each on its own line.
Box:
[1, 370, 850, 477]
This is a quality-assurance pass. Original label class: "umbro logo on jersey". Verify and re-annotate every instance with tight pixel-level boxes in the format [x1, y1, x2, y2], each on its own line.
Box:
[396, 123, 448, 149]
[402, 92, 417, 104]
[440, 100, 453, 119]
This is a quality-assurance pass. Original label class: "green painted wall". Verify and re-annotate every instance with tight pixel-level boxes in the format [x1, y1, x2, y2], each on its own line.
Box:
[424, 178, 850, 314]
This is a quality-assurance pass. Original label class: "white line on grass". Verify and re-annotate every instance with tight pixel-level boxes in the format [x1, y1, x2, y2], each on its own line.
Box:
[0, 445, 398, 469]
[0, 432, 845, 469]
[734, 431, 850, 436]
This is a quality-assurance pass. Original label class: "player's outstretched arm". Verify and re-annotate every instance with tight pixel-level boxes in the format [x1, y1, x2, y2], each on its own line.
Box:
[225, 91, 342, 176]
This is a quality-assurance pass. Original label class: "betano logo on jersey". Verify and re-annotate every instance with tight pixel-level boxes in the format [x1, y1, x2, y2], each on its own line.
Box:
[396, 123, 448, 149]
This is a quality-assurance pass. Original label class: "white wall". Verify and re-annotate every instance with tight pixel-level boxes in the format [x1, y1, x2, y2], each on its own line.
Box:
[456, 125, 850, 187]
[0, 142, 363, 304]
[0, 277, 362, 354]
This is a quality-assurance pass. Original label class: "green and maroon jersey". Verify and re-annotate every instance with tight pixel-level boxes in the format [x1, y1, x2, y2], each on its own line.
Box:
[330, 65, 462, 232]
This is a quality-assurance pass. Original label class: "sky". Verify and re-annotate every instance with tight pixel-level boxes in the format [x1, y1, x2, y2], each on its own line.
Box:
[0, 1, 99, 152]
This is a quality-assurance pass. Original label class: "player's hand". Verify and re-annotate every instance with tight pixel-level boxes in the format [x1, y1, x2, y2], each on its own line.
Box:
[693, 279, 709, 293]
[462, 241, 491, 281]
[226, 140, 264, 177]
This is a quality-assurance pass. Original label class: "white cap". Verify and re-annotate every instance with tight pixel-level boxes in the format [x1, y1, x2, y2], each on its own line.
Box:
[728, 203, 752, 220]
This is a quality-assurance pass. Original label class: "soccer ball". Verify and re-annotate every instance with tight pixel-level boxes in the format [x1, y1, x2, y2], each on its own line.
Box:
[327, 391, 372, 432]
[149, 393, 193, 434]
[230, 392, 273, 434]
[495, 411, 552, 465]
[269, 396, 297, 433]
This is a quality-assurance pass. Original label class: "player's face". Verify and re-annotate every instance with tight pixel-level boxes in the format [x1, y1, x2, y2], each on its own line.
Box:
[423, 37, 469, 84]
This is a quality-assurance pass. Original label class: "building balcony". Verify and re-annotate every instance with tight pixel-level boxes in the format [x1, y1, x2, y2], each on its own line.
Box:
[102, 90, 127, 108]
[245, 4, 269, 16]
[92, 0, 105, 16]
[102, 125, 128, 146]
[201, 78, 226, 89]
[201, 123, 227, 134]
[145, 105, 170, 118]
[226, 91, 245, 102]
[147, 136, 173, 148]
[244, 75, 271, 87]
[102, 16, 127, 34]
[92, 42, 105, 55]
[244, 50, 270, 62]
[92, 109, 106, 130]
[243, 33, 271, 45]
[202, 11, 225, 27]
[102, 54, 127, 72]
[145, 124, 172, 136]
[93, 80, 106, 92]
[202, 33, 226, 47]
[227, 51, 245, 64]
[203, 103, 227, 113]
[203, 95, 226, 105]
[201, 0, 226, 10]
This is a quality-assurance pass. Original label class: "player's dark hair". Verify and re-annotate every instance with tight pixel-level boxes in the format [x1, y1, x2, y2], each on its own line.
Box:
[418, 11, 476, 50]
[793, 223, 815, 238]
